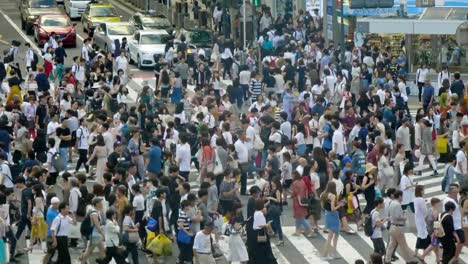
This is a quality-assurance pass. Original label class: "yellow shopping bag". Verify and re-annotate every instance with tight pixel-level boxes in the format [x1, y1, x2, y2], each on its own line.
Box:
[436, 136, 448, 154]
[148, 233, 173, 256]
[146, 231, 156, 249]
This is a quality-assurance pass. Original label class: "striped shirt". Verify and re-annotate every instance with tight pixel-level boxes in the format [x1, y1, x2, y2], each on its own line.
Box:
[250, 79, 263, 102]
[178, 210, 191, 230]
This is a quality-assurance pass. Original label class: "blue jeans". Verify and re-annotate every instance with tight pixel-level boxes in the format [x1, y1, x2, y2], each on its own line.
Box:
[59, 147, 68, 170]
[240, 84, 249, 100]
[295, 218, 311, 230]
[267, 212, 283, 241]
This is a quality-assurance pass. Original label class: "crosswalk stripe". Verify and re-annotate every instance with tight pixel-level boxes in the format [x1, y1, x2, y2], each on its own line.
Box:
[282, 227, 325, 262]
[405, 233, 437, 264]
[354, 230, 405, 264]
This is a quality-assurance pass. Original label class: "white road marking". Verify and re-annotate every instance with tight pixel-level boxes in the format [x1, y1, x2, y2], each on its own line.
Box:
[282, 227, 325, 262]
[0, 9, 41, 54]
[405, 232, 437, 264]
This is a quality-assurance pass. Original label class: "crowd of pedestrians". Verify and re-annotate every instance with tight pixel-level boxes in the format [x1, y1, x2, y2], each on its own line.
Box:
[0, 3, 466, 264]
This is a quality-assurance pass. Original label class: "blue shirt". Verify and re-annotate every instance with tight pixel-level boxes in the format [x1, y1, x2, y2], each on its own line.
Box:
[35, 73, 50, 92]
[46, 207, 59, 237]
[322, 124, 332, 150]
[0, 129, 10, 153]
[422, 85, 434, 104]
[147, 145, 162, 173]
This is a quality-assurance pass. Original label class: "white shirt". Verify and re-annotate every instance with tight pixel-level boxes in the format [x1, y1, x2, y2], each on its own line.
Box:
[234, 139, 248, 163]
[295, 132, 306, 145]
[81, 46, 89, 61]
[193, 231, 212, 254]
[222, 131, 233, 145]
[47, 147, 57, 173]
[253, 210, 266, 230]
[455, 149, 467, 175]
[105, 219, 121, 247]
[332, 128, 346, 156]
[51, 213, 74, 237]
[103, 131, 114, 155]
[417, 68, 429, 83]
[280, 121, 292, 140]
[76, 126, 90, 150]
[203, 114, 215, 129]
[0, 162, 13, 188]
[47, 121, 60, 138]
[269, 131, 281, 144]
[25, 49, 35, 67]
[69, 187, 81, 213]
[414, 197, 428, 238]
[399, 175, 415, 205]
[115, 56, 128, 73]
[176, 143, 191, 172]
[443, 197, 462, 230]
[245, 126, 256, 151]
[132, 194, 145, 211]
[239, 70, 251, 85]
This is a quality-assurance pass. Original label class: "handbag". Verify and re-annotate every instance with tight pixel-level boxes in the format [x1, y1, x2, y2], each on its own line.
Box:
[253, 134, 264, 150]
[177, 230, 192, 244]
[435, 136, 448, 154]
[382, 166, 394, 178]
[213, 150, 224, 175]
[257, 228, 267, 243]
[146, 217, 158, 232]
[122, 231, 140, 244]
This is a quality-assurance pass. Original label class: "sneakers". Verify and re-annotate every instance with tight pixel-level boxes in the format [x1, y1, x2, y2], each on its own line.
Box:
[320, 255, 333, 261]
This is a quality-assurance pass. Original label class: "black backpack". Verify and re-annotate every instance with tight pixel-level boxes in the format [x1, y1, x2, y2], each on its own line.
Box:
[395, 93, 405, 110]
[75, 188, 87, 217]
[276, 131, 289, 147]
[364, 210, 376, 236]
[80, 210, 97, 239]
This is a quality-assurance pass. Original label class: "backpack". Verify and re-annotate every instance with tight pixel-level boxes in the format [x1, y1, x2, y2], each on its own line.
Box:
[275, 131, 289, 147]
[364, 210, 377, 237]
[49, 151, 66, 172]
[434, 213, 448, 238]
[32, 52, 39, 64]
[75, 188, 87, 217]
[329, 160, 341, 178]
[406, 86, 411, 95]
[80, 210, 97, 239]
[395, 93, 405, 110]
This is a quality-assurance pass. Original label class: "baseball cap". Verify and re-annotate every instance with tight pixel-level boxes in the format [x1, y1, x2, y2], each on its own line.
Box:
[342, 156, 352, 164]
[51, 197, 60, 204]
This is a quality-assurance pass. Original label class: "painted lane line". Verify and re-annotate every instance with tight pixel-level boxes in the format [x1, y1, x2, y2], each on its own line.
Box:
[282, 226, 326, 263]
[0, 9, 41, 54]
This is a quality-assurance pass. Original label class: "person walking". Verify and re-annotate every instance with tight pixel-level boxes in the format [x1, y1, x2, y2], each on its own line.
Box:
[384, 190, 421, 264]
[320, 181, 345, 260]
[416, 119, 438, 176]
[51, 202, 75, 264]
[193, 222, 217, 264]
[371, 197, 387, 256]
[439, 201, 460, 264]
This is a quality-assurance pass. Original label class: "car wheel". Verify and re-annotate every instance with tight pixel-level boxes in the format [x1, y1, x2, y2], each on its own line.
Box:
[137, 55, 142, 69]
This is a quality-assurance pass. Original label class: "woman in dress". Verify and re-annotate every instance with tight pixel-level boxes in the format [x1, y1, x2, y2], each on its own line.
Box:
[320, 181, 345, 260]
[87, 134, 107, 184]
[417, 119, 439, 176]
[400, 163, 416, 213]
[171, 71, 183, 104]
[251, 199, 277, 264]
[80, 197, 106, 264]
[26, 184, 47, 252]
[266, 177, 284, 245]
[361, 163, 377, 218]
[291, 171, 315, 237]
[43, 46, 54, 77]
[6, 68, 22, 105]
[227, 203, 249, 264]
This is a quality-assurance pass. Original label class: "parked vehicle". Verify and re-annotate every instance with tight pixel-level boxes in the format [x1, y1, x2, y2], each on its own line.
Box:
[128, 29, 171, 69]
[64, 0, 91, 19]
[93, 22, 135, 53]
[34, 14, 77, 47]
[20, 0, 62, 35]
[81, 3, 120, 33]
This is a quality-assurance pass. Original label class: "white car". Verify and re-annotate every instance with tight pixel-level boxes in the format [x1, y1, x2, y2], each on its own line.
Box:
[64, 0, 91, 19]
[94, 22, 135, 53]
[128, 29, 171, 69]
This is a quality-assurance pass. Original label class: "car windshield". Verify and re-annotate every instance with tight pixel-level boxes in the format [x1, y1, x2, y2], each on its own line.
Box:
[142, 17, 171, 28]
[107, 25, 134, 35]
[89, 7, 116, 17]
[30, 0, 57, 7]
[140, 34, 170, 45]
[187, 31, 212, 44]
[42, 16, 70, 27]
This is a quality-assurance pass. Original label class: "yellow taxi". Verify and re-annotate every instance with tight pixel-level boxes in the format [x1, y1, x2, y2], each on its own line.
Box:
[81, 3, 121, 33]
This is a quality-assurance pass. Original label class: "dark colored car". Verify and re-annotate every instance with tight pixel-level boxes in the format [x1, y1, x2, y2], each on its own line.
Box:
[129, 12, 174, 35]
[20, 0, 62, 35]
[175, 28, 213, 60]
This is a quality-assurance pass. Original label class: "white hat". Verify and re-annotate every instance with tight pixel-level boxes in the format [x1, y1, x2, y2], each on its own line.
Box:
[51, 197, 60, 204]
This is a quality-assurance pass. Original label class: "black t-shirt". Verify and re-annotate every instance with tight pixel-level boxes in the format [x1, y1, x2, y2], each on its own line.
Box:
[20, 187, 33, 216]
[440, 213, 455, 244]
[56, 127, 71, 148]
